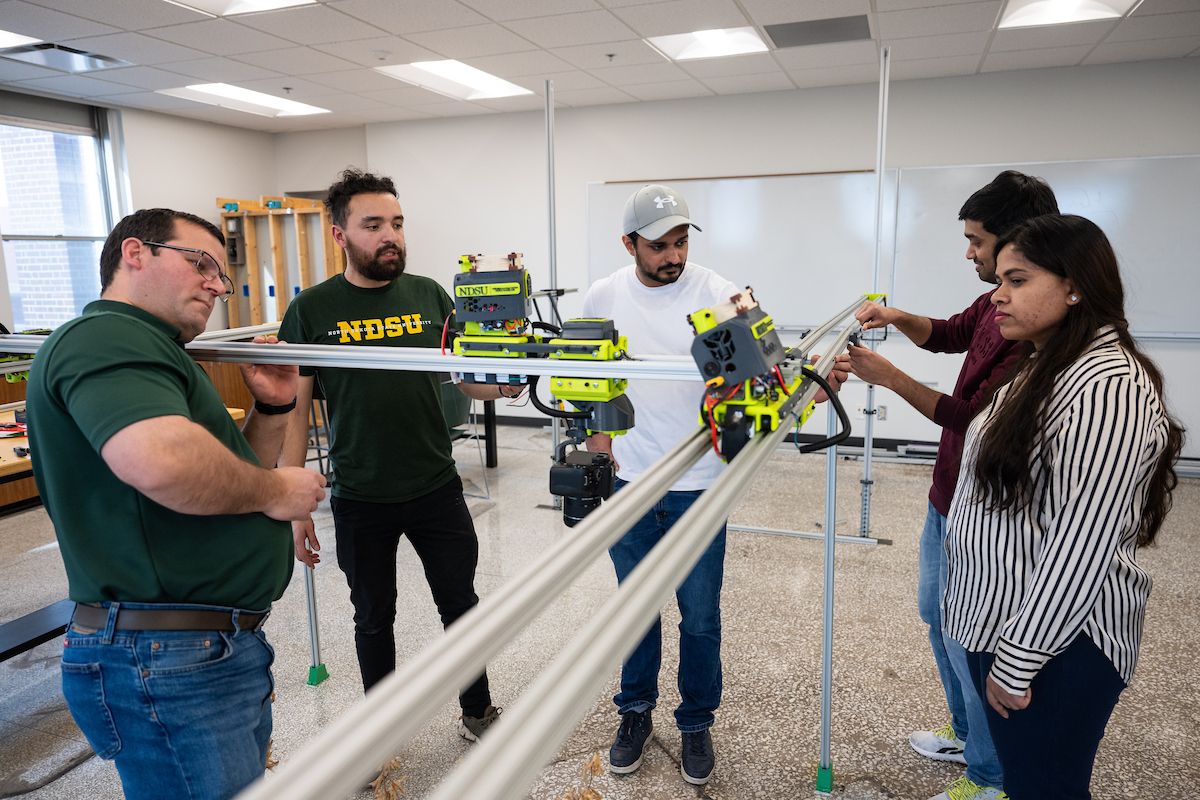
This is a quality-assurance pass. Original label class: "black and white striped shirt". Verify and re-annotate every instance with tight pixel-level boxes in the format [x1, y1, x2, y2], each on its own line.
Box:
[943, 327, 1171, 695]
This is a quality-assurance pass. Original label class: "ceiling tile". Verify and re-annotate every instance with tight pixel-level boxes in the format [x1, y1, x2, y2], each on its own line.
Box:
[1084, 35, 1200, 64]
[30, 0, 206, 30]
[472, 93, 550, 111]
[233, 75, 338, 98]
[331, 0, 488, 34]
[0, 1, 119, 40]
[59, 32, 210, 65]
[458, 0, 601, 21]
[1131, 0, 1200, 14]
[678, 52, 779, 78]
[702, 71, 794, 94]
[360, 85, 451, 106]
[609, 0, 749, 38]
[305, 68, 419, 93]
[786, 62, 878, 87]
[405, 23, 539, 57]
[513, 70, 606, 91]
[737, 0, 869, 25]
[0, 58, 60, 81]
[622, 78, 713, 100]
[771, 39, 877, 70]
[504, 10, 637, 47]
[298, 92, 390, 113]
[595, 0, 676, 6]
[552, 85, 635, 105]
[234, 5, 381, 46]
[590, 60, 690, 85]
[102, 89, 208, 111]
[159, 57, 283, 83]
[890, 53, 980, 80]
[95, 65, 198, 90]
[311, 37, 442, 67]
[883, 31, 990, 60]
[982, 46, 1093, 72]
[13, 73, 141, 97]
[549, 39, 665, 69]
[144, 19, 296, 56]
[876, 2, 1001, 39]
[234, 46, 358, 75]
[875, 0, 995, 9]
[465, 50, 574, 77]
[990, 19, 1115, 52]
[404, 100, 494, 116]
[1106, 11, 1200, 42]
[352, 106, 434, 122]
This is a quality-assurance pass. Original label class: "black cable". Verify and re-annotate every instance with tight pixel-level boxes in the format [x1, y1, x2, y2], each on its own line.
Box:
[530, 321, 562, 336]
[796, 366, 852, 454]
[527, 375, 591, 420]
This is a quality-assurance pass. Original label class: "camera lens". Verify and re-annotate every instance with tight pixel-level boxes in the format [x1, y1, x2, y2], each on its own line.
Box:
[562, 494, 603, 528]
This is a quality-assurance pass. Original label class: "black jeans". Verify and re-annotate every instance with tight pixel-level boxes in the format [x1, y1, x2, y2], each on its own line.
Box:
[967, 635, 1125, 800]
[331, 476, 490, 716]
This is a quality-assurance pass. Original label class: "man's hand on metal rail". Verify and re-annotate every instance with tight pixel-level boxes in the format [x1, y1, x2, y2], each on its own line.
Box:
[810, 353, 851, 403]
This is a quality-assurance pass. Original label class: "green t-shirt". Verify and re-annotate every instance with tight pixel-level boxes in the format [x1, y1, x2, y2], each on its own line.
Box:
[25, 300, 292, 608]
[278, 273, 458, 503]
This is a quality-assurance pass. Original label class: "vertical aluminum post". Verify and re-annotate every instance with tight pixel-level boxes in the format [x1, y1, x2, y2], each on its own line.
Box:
[545, 79, 563, 506]
[861, 45, 892, 536]
[303, 566, 328, 685]
[816, 405, 839, 794]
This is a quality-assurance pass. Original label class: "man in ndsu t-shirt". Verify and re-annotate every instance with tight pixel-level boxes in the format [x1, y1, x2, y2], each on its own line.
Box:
[278, 169, 516, 741]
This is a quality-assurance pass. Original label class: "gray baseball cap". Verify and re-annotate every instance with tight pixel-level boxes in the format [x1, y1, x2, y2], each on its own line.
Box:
[622, 184, 702, 240]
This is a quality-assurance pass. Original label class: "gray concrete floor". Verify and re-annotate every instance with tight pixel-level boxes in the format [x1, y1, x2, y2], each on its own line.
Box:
[1, 423, 1197, 799]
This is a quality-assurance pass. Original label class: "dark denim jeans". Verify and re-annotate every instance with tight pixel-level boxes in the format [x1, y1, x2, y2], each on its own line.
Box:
[60, 602, 274, 800]
[330, 475, 490, 716]
[609, 479, 726, 732]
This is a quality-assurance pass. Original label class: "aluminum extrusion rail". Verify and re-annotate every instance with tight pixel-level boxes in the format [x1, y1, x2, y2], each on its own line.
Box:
[0, 335, 702, 382]
[427, 326, 860, 800]
[235, 428, 711, 800]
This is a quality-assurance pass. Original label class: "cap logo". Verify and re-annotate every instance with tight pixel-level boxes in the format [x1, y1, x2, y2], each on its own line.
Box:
[653, 195, 677, 209]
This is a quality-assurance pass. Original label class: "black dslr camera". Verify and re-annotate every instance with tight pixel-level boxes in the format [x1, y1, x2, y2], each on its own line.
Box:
[549, 447, 615, 527]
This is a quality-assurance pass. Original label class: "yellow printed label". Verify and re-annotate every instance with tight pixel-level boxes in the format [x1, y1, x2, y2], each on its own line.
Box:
[455, 283, 521, 297]
[751, 314, 774, 340]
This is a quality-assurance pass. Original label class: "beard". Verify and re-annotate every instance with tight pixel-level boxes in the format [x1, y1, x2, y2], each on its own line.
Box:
[347, 240, 406, 281]
[634, 253, 685, 287]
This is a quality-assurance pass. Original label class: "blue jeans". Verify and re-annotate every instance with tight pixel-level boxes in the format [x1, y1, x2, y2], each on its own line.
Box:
[967, 636, 1124, 800]
[609, 480, 725, 732]
[60, 602, 275, 800]
[918, 501, 1003, 788]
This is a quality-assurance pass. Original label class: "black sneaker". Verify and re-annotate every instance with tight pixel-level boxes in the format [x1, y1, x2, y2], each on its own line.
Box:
[680, 729, 714, 785]
[608, 710, 652, 774]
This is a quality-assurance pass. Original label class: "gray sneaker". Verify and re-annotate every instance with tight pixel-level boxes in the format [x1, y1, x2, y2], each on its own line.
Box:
[458, 705, 502, 741]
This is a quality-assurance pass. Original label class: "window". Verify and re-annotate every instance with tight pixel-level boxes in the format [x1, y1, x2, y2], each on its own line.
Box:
[0, 116, 112, 330]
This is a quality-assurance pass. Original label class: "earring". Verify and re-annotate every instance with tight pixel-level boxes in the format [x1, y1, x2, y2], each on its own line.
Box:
[1069, 294, 1079, 303]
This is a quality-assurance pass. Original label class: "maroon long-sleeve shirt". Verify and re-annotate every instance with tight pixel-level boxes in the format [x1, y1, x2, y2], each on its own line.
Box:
[922, 289, 1030, 516]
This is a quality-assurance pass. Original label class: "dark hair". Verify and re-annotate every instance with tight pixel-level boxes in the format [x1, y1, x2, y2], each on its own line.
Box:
[974, 214, 1184, 546]
[627, 232, 640, 245]
[325, 168, 398, 228]
[100, 208, 224, 292]
[958, 170, 1059, 237]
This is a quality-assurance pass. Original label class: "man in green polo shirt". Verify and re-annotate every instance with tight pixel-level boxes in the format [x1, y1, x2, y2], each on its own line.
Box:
[279, 169, 515, 741]
[26, 207, 327, 800]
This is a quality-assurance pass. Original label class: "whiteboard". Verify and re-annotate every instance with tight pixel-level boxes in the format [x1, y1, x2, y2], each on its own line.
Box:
[893, 156, 1200, 337]
[586, 172, 897, 330]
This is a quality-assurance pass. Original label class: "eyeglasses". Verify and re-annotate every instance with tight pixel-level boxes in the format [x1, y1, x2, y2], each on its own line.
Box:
[142, 240, 235, 300]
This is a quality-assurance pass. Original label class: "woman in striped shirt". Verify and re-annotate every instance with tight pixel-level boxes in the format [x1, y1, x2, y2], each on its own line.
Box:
[943, 214, 1184, 800]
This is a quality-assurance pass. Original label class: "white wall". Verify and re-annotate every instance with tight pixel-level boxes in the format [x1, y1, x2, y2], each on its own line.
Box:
[274, 127, 367, 195]
[333, 59, 1200, 456]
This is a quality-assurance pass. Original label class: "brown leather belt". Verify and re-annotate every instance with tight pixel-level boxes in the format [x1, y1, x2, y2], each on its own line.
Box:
[72, 604, 267, 632]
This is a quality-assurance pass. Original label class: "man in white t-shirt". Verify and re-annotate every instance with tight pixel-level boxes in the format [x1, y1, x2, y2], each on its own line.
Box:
[582, 184, 739, 786]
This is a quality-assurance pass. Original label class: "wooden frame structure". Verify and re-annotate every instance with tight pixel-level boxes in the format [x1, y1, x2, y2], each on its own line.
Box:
[217, 195, 346, 327]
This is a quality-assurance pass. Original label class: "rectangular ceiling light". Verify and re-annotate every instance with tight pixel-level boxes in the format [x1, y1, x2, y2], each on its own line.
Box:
[374, 60, 534, 101]
[646, 27, 769, 61]
[1000, 0, 1139, 28]
[164, 0, 315, 16]
[0, 43, 132, 72]
[0, 29, 41, 49]
[157, 83, 330, 117]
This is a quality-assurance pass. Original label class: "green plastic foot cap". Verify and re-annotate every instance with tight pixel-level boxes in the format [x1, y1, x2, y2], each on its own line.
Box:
[307, 663, 329, 686]
[815, 764, 834, 794]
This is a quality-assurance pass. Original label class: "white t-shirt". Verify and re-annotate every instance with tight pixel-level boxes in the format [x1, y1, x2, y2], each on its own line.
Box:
[581, 262, 741, 491]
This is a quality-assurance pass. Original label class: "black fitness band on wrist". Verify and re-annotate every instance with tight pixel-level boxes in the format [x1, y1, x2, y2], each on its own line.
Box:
[254, 398, 297, 415]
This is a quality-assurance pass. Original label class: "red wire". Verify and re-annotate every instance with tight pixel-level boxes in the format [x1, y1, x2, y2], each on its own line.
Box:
[773, 365, 790, 395]
[440, 312, 453, 355]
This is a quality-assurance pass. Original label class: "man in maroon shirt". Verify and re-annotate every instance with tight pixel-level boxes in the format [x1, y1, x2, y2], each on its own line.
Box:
[848, 171, 1058, 800]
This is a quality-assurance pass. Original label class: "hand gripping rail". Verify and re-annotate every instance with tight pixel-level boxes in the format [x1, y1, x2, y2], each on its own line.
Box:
[425, 311, 864, 800]
[234, 296, 866, 800]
